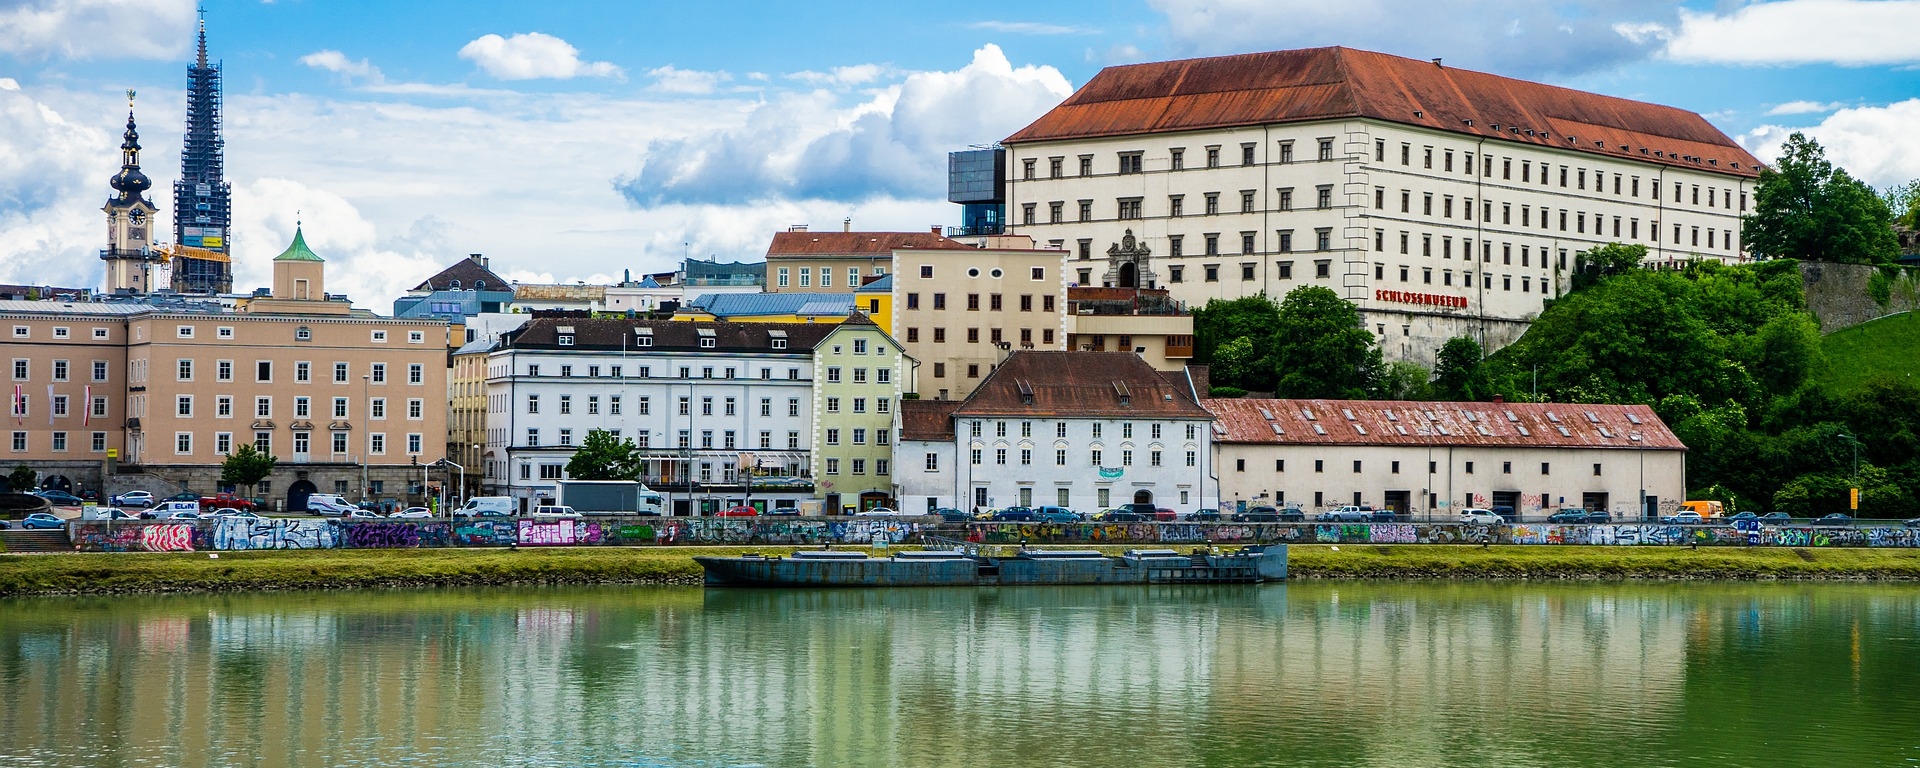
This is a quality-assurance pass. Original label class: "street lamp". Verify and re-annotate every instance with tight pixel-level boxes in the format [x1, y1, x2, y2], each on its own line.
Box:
[360, 374, 371, 503]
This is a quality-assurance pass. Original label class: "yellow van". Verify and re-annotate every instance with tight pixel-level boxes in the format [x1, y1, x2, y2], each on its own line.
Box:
[1677, 500, 1724, 518]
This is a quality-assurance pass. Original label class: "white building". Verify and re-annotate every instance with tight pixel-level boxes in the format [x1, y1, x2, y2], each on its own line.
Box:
[896, 351, 1215, 514]
[997, 46, 1760, 364]
[485, 317, 836, 515]
[1205, 397, 1687, 519]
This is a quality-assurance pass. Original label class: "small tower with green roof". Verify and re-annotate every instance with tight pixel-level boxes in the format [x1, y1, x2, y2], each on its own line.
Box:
[272, 222, 325, 300]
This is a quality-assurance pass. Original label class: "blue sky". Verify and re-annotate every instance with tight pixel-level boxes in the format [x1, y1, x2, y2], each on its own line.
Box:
[2, 0, 1917, 307]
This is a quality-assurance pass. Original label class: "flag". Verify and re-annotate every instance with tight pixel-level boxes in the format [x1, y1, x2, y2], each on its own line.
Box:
[12, 384, 20, 425]
[83, 385, 91, 427]
[47, 384, 54, 426]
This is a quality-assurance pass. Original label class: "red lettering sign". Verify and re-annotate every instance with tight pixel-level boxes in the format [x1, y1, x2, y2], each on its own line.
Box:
[1374, 289, 1467, 309]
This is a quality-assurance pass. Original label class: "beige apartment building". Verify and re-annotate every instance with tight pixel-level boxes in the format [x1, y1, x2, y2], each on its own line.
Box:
[2, 227, 452, 510]
[890, 245, 1069, 402]
[767, 227, 972, 293]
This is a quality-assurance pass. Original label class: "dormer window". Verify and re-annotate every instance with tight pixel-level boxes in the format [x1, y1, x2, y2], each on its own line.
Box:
[698, 328, 716, 349]
[558, 335, 574, 346]
[769, 329, 788, 350]
[448, 280, 460, 289]
[295, 326, 312, 342]
[635, 328, 653, 348]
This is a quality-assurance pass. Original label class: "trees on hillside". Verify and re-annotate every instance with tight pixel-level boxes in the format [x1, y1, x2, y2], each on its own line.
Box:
[1272, 286, 1382, 399]
[1744, 132, 1900, 264]
[1191, 295, 1281, 392]
[1432, 337, 1489, 401]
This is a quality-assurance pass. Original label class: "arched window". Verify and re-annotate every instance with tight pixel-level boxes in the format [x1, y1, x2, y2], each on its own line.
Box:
[448, 279, 460, 290]
[295, 326, 312, 341]
[474, 280, 485, 290]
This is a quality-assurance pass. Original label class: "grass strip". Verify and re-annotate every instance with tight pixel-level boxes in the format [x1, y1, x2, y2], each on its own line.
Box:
[4, 544, 1920, 596]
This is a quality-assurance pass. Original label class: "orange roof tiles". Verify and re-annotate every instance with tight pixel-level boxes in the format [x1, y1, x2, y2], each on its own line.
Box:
[1204, 398, 1685, 451]
[1007, 46, 1760, 178]
[766, 231, 976, 259]
[956, 351, 1212, 419]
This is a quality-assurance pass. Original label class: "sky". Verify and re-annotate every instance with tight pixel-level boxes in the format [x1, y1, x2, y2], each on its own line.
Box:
[2, 0, 1918, 310]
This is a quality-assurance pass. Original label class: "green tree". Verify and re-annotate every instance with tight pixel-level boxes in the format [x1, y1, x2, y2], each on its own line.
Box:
[1743, 312, 1823, 395]
[1376, 361, 1434, 400]
[1432, 336, 1488, 400]
[1191, 295, 1281, 391]
[219, 444, 277, 497]
[1744, 132, 1900, 264]
[1270, 286, 1382, 399]
[1571, 242, 1648, 291]
[565, 428, 643, 481]
[1884, 180, 1920, 229]
[7, 464, 36, 493]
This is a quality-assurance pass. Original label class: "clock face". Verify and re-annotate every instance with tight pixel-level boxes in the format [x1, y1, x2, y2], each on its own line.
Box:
[130, 210, 146, 224]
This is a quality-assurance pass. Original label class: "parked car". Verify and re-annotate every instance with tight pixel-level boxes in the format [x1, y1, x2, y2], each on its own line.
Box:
[21, 512, 64, 529]
[1033, 506, 1080, 523]
[1812, 513, 1853, 526]
[166, 511, 203, 521]
[1189, 508, 1223, 522]
[198, 493, 255, 512]
[1729, 511, 1759, 522]
[215, 509, 264, 521]
[1760, 512, 1792, 523]
[305, 494, 355, 516]
[1585, 510, 1613, 524]
[990, 508, 1037, 522]
[530, 505, 582, 519]
[34, 490, 85, 507]
[856, 507, 909, 516]
[1318, 506, 1374, 523]
[765, 506, 802, 517]
[1490, 506, 1519, 522]
[102, 508, 140, 521]
[1660, 511, 1704, 525]
[1368, 509, 1398, 523]
[343, 508, 385, 520]
[1548, 509, 1591, 524]
[389, 507, 432, 519]
[933, 507, 969, 523]
[112, 490, 155, 508]
[715, 505, 758, 517]
[1904, 517, 1920, 529]
[1459, 508, 1505, 525]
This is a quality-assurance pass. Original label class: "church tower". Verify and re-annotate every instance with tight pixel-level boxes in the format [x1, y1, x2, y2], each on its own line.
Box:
[170, 12, 234, 294]
[101, 91, 162, 294]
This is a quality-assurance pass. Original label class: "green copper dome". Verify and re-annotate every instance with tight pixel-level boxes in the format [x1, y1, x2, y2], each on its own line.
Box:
[274, 224, 324, 262]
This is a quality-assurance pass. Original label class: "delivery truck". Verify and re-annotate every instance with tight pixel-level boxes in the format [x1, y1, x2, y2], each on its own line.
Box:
[556, 480, 666, 516]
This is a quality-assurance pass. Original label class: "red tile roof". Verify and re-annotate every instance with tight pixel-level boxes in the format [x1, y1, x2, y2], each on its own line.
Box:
[956, 351, 1213, 419]
[1204, 398, 1685, 451]
[900, 399, 962, 442]
[766, 231, 976, 259]
[1007, 47, 1759, 177]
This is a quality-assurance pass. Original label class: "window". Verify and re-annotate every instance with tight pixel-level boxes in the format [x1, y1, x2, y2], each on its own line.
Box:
[256, 361, 272, 382]
[1119, 152, 1143, 174]
[1205, 193, 1219, 215]
[176, 395, 193, 417]
[93, 361, 108, 382]
[295, 361, 310, 383]
[1206, 146, 1219, 168]
[1541, 462, 1551, 475]
[255, 397, 272, 418]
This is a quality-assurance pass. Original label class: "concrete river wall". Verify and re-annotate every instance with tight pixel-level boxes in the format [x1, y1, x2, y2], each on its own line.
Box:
[57, 517, 1920, 552]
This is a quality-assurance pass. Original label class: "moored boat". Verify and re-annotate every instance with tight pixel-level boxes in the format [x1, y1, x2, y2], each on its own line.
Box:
[695, 544, 1287, 587]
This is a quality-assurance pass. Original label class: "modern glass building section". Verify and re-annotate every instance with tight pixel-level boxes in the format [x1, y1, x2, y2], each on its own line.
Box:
[948, 148, 1005, 236]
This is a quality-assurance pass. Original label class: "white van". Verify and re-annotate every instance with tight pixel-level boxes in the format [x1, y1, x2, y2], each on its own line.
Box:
[456, 496, 515, 518]
[153, 500, 200, 517]
[305, 494, 353, 516]
[530, 505, 581, 519]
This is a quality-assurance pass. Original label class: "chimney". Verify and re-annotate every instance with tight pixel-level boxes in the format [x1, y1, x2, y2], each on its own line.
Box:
[789, 224, 808, 232]
[1492, 394, 1504, 404]
[843, 217, 852, 233]
[470, 253, 487, 268]
[930, 225, 942, 235]
[1431, 58, 1443, 66]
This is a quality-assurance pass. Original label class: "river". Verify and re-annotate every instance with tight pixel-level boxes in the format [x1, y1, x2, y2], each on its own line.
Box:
[2, 582, 1916, 767]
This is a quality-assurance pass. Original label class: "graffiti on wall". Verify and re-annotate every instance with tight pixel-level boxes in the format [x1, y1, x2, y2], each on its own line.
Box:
[453, 521, 518, 546]
[340, 522, 452, 549]
[212, 519, 339, 550]
[70, 523, 197, 552]
[959, 521, 1920, 548]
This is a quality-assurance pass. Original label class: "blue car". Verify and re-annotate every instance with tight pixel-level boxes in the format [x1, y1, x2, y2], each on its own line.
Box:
[21, 513, 65, 529]
[1033, 506, 1080, 523]
[34, 490, 84, 507]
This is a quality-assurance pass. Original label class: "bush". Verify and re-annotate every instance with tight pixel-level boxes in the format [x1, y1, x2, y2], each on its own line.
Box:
[1208, 386, 1247, 399]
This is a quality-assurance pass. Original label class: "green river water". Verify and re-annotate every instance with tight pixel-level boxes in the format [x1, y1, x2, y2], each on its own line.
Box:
[1, 582, 1916, 767]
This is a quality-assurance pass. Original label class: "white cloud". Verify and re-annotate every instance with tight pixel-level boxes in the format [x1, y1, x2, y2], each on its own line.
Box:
[1766, 100, 1849, 116]
[1148, 0, 1679, 77]
[458, 32, 623, 80]
[1743, 99, 1920, 187]
[967, 21, 1100, 35]
[623, 44, 1072, 204]
[300, 50, 383, 83]
[648, 65, 732, 94]
[0, 0, 196, 60]
[0, 82, 122, 290]
[1648, 1, 1920, 66]
[786, 64, 893, 88]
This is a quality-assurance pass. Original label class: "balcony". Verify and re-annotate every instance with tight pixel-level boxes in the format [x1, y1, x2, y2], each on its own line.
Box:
[1066, 287, 1187, 317]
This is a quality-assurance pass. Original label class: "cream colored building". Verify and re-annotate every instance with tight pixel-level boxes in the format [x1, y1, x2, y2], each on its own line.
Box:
[448, 336, 493, 495]
[890, 245, 1068, 402]
[808, 314, 916, 513]
[1, 227, 452, 510]
[999, 47, 1759, 365]
[1206, 398, 1686, 520]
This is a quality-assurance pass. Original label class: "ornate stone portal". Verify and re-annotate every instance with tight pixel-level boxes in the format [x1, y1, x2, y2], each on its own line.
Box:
[1102, 229, 1156, 289]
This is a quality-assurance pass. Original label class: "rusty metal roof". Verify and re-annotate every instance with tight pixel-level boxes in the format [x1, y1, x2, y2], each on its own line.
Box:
[1007, 46, 1760, 178]
[955, 351, 1213, 419]
[900, 399, 962, 442]
[766, 231, 976, 258]
[1204, 398, 1685, 451]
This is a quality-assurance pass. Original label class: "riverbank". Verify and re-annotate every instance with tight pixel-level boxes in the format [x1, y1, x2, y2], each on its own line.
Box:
[5, 544, 1920, 596]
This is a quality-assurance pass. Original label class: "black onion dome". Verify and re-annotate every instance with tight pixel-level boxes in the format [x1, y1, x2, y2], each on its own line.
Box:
[110, 111, 150, 195]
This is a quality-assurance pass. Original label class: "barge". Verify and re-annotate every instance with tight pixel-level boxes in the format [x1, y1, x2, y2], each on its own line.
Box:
[694, 544, 1287, 587]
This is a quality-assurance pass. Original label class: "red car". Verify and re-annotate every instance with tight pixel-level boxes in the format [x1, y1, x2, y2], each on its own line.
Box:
[716, 505, 758, 517]
[199, 493, 256, 512]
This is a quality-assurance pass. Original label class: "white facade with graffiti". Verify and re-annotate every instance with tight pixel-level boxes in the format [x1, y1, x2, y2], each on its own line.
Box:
[1206, 398, 1687, 519]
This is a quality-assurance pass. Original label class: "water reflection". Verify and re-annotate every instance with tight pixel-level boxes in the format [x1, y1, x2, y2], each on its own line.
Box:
[2, 583, 1917, 767]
